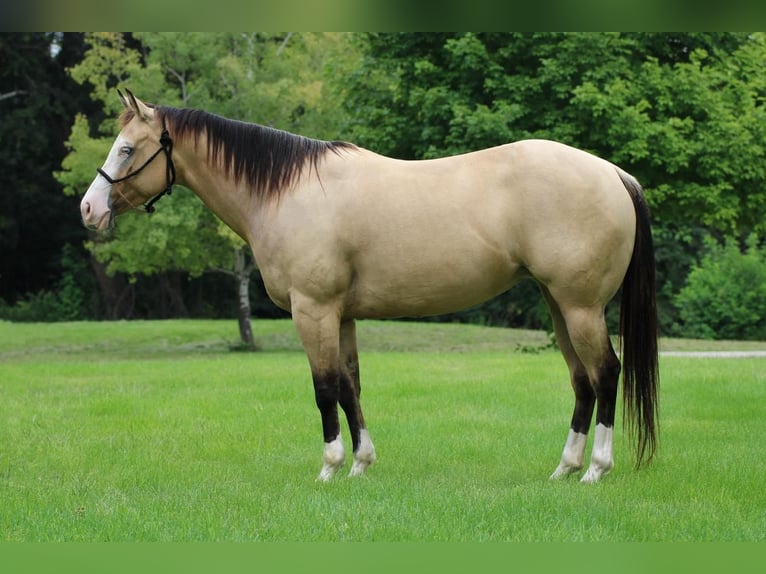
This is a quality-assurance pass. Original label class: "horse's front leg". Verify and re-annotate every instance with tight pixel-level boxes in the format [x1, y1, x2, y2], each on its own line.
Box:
[339, 319, 376, 476]
[292, 300, 345, 481]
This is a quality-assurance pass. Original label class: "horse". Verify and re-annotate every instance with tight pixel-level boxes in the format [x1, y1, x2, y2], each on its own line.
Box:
[80, 90, 659, 483]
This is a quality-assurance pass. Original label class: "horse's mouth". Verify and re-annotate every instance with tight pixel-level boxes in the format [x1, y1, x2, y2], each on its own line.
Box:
[83, 210, 114, 232]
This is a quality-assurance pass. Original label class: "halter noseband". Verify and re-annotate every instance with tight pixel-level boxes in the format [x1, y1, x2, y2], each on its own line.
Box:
[96, 122, 176, 214]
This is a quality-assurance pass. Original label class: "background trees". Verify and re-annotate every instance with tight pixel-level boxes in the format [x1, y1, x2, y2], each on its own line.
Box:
[2, 32, 765, 340]
[0, 33, 97, 317]
[342, 32, 766, 334]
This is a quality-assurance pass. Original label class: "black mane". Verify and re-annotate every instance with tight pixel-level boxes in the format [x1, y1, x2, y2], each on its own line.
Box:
[157, 106, 355, 201]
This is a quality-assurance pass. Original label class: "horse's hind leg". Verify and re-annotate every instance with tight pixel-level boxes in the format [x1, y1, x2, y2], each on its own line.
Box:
[560, 304, 621, 483]
[339, 319, 376, 476]
[581, 337, 620, 483]
[543, 288, 596, 479]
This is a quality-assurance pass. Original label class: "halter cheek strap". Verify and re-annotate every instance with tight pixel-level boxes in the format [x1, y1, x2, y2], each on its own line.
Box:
[96, 123, 176, 214]
[144, 128, 176, 213]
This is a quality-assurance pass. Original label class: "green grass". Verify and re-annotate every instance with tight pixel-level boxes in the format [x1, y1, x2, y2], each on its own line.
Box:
[1, 319, 764, 541]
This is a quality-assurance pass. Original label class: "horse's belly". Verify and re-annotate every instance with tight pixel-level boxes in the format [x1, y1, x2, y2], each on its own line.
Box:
[346, 248, 524, 319]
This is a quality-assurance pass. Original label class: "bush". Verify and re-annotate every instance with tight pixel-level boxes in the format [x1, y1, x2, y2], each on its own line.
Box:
[0, 244, 93, 322]
[676, 236, 766, 340]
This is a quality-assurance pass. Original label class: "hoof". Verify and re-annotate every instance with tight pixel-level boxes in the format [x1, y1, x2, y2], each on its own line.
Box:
[580, 460, 613, 483]
[349, 455, 375, 477]
[348, 429, 376, 477]
[317, 461, 343, 482]
[549, 461, 583, 480]
[317, 436, 345, 481]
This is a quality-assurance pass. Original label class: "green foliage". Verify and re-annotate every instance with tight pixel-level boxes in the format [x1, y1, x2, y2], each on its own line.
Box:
[342, 33, 766, 336]
[34, 33, 766, 336]
[47, 33, 368, 327]
[346, 33, 765, 242]
[55, 32, 361, 280]
[676, 236, 766, 340]
[0, 33, 95, 306]
[572, 35, 766, 239]
[56, 113, 112, 198]
[651, 223, 710, 335]
[0, 244, 93, 322]
[86, 189, 233, 278]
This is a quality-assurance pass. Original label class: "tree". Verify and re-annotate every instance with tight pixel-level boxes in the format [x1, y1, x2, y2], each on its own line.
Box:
[569, 33, 766, 240]
[57, 32, 361, 342]
[342, 33, 766, 332]
[58, 33, 255, 340]
[676, 236, 766, 340]
[0, 33, 96, 310]
[346, 33, 763, 235]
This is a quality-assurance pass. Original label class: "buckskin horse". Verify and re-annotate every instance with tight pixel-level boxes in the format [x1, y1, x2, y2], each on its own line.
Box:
[80, 90, 659, 483]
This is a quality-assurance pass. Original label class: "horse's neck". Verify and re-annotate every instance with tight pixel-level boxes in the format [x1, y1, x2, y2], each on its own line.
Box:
[175, 144, 257, 242]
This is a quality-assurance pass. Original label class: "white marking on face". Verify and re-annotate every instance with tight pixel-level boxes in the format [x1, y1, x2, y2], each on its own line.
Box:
[80, 134, 133, 230]
[104, 134, 132, 171]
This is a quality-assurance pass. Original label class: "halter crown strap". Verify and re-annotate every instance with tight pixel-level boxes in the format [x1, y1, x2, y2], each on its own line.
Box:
[96, 122, 176, 214]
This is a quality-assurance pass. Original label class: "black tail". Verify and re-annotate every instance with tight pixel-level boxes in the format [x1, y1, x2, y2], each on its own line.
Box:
[616, 168, 660, 469]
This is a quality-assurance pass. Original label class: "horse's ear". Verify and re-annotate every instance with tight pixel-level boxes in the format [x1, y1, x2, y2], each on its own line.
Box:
[117, 89, 129, 108]
[123, 88, 153, 121]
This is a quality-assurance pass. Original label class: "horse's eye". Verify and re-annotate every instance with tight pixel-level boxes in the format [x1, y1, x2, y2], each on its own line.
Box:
[120, 146, 134, 156]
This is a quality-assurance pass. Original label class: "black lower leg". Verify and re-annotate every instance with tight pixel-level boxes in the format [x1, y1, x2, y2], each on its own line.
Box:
[339, 372, 363, 451]
[338, 319, 364, 452]
[571, 370, 596, 434]
[594, 349, 621, 428]
[313, 371, 340, 443]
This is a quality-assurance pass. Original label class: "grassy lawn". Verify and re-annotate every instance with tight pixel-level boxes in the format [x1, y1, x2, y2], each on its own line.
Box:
[1, 319, 764, 541]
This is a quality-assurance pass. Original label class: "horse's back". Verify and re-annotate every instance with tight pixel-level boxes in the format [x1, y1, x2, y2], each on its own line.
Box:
[344, 138, 636, 279]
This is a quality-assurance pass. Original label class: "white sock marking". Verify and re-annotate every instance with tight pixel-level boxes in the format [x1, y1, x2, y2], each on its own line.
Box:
[349, 428, 376, 477]
[550, 428, 588, 479]
[317, 435, 345, 482]
[581, 423, 614, 483]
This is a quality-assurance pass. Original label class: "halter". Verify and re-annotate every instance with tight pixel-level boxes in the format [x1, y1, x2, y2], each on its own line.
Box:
[96, 122, 176, 214]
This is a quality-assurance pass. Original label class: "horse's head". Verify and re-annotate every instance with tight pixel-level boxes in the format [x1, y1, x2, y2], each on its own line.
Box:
[80, 90, 175, 231]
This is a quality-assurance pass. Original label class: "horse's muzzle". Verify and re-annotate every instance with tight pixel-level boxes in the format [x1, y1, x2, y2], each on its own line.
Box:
[80, 200, 113, 232]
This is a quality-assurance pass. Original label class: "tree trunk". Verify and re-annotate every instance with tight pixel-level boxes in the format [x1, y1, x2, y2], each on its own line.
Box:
[234, 247, 255, 349]
[87, 231, 135, 319]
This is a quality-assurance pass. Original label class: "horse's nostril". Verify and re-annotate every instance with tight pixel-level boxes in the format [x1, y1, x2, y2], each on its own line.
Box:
[81, 201, 91, 218]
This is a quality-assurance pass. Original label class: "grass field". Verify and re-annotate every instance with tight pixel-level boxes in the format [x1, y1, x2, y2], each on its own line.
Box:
[1, 319, 764, 541]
